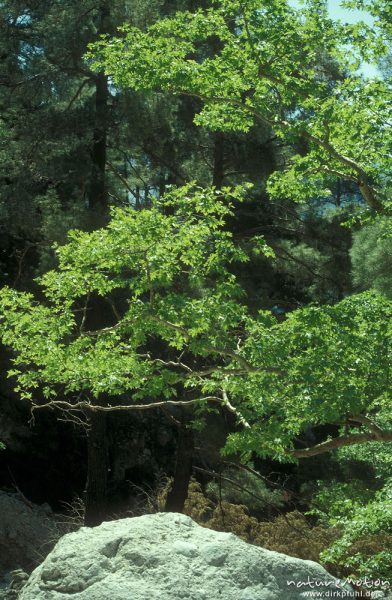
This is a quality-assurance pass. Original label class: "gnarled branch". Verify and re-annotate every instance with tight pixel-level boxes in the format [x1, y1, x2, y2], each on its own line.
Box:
[349, 414, 385, 440]
[291, 429, 392, 458]
[31, 396, 221, 414]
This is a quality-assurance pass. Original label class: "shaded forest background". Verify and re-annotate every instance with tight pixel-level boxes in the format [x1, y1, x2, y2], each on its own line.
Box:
[0, 0, 390, 585]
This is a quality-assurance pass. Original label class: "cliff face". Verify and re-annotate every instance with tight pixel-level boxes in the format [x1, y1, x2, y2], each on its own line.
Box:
[18, 512, 353, 600]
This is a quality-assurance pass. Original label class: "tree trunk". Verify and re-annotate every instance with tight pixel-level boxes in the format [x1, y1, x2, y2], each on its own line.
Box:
[84, 408, 109, 527]
[165, 424, 194, 513]
[88, 2, 110, 227]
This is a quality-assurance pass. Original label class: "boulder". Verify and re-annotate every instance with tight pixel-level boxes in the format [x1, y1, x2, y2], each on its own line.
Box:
[19, 512, 354, 600]
[0, 491, 58, 576]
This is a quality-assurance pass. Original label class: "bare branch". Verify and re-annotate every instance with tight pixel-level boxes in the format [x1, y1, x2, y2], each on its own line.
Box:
[31, 396, 224, 414]
[150, 316, 190, 342]
[294, 127, 385, 213]
[82, 314, 285, 376]
[317, 165, 358, 183]
[201, 344, 285, 375]
[154, 358, 193, 373]
[79, 293, 90, 334]
[66, 78, 92, 110]
[349, 414, 385, 440]
[154, 358, 284, 378]
[222, 390, 250, 428]
[291, 430, 392, 458]
[106, 160, 139, 199]
[31, 389, 252, 433]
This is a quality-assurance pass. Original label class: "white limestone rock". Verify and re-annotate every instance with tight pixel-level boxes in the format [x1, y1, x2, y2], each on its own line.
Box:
[19, 512, 354, 600]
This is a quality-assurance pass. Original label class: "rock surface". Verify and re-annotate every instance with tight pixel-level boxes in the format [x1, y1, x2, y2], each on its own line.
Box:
[0, 492, 58, 575]
[19, 512, 355, 600]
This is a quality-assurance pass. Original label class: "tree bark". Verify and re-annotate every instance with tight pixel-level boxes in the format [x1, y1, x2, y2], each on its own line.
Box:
[165, 423, 194, 513]
[291, 429, 392, 459]
[88, 2, 111, 227]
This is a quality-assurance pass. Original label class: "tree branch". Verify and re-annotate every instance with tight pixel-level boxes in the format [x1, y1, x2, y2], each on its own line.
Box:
[168, 88, 385, 213]
[31, 389, 252, 430]
[201, 344, 285, 375]
[82, 314, 285, 376]
[66, 78, 93, 110]
[291, 430, 392, 458]
[32, 396, 224, 414]
[222, 389, 250, 428]
[106, 160, 138, 199]
[349, 414, 385, 440]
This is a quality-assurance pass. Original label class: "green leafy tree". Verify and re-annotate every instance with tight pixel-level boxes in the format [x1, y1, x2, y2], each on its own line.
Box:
[308, 442, 392, 579]
[89, 0, 391, 213]
[351, 217, 392, 298]
[319, 480, 392, 580]
[0, 185, 391, 523]
[0, 0, 210, 283]
[219, 290, 392, 461]
[0, 184, 257, 523]
[85, 0, 390, 319]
